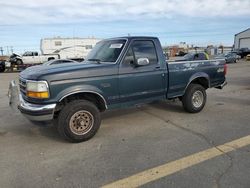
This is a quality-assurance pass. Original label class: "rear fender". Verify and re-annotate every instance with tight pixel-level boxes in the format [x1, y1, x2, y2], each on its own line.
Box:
[184, 72, 210, 93]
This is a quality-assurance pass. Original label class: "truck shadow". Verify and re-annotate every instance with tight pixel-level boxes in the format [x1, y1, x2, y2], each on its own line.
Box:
[101, 100, 184, 120]
[150, 100, 185, 113]
[29, 100, 184, 143]
[30, 122, 68, 143]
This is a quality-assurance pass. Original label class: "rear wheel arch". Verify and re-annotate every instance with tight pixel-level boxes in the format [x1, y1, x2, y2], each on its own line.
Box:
[179, 76, 209, 102]
[48, 57, 55, 61]
[186, 76, 210, 91]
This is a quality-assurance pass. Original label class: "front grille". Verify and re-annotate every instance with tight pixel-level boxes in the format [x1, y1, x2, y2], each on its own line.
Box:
[19, 77, 27, 95]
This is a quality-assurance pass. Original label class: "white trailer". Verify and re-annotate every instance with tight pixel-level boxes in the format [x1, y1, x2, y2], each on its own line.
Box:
[40, 37, 101, 60]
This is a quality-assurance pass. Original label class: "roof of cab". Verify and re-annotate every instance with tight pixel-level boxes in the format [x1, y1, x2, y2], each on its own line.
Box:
[106, 36, 159, 40]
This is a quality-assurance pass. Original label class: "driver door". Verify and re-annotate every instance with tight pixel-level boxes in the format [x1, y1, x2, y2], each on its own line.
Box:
[118, 40, 165, 105]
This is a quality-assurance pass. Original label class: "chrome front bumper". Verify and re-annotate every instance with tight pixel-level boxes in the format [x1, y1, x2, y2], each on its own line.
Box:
[8, 80, 56, 122]
[215, 81, 227, 89]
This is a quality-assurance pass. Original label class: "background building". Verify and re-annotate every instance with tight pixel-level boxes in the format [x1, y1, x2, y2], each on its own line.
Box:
[234, 28, 250, 50]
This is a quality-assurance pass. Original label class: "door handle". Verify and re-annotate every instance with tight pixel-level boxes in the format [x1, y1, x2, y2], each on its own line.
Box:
[155, 66, 161, 70]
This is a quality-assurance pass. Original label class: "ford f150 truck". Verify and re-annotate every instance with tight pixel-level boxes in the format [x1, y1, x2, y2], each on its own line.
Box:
[9, 36, 227, 142]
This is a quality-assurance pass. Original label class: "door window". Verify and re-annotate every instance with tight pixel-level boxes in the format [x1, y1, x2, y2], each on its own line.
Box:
[123, 47, 134, 66]
[132, 41, 158, 65]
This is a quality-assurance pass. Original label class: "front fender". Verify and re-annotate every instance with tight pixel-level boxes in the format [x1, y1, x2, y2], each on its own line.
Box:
[54, 84, 107, 103]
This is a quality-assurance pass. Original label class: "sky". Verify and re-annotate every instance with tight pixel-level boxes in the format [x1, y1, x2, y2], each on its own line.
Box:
[0, 0, 250, 54]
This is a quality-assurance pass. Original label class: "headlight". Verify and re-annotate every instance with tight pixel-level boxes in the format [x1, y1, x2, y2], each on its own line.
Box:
[26, 81, 49, 99]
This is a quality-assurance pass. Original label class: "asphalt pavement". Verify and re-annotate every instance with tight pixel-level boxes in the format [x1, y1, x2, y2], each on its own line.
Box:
[0, 60, 250, 188]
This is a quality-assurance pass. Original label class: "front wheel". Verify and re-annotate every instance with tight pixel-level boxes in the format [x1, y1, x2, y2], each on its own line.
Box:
[0, 66, 5, 72]
[16, 59, 23, 65]
[182, 84, 207, 113]
[57, 100, 101, 142]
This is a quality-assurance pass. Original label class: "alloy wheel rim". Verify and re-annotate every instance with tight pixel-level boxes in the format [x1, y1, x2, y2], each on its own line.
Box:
[192, 90, 204, 108]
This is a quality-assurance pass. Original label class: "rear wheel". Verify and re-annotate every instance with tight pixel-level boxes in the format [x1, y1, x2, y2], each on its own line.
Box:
[182, 84, 206, 113]
[48, 57, 55, 61]
[57, 100, 101, 142]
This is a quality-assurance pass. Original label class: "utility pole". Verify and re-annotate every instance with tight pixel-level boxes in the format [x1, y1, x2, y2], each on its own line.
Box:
[6, 46, 9, 55]
[0, 47, 3, 56]
[10, 46, 13, 54]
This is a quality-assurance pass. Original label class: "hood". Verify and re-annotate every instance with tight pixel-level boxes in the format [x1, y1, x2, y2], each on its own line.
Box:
[10, 53, 21, 58]
[20, 61, 115, 81]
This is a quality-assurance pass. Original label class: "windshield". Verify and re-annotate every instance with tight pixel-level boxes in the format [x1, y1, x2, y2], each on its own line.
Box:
[86, 39, 126, 63]
[23, 52, 32, 56]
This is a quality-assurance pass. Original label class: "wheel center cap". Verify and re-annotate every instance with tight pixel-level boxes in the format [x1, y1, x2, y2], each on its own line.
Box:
[80, 120, 85, 126]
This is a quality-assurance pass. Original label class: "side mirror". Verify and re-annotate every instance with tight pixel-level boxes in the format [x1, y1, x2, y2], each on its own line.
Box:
[136, 58, 149, 66]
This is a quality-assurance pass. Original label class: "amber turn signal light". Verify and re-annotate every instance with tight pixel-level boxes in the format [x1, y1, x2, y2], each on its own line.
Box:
[27, 91, 49, 99]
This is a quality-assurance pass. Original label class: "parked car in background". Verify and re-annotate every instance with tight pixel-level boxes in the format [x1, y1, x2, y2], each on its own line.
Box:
[228, 51, 240, 61]
[9, 51, 59, 65]
[215, 53, 237, 63]
[43, 59, 78, 66]
[246, 54, 250, 61]
[175, 52, 209, 61]
[175, 51, 187, 56]
[236, 48, 250, 58]
[0, 61, 5, 72]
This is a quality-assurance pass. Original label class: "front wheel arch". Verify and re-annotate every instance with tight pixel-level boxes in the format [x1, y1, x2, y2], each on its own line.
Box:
[16, 59, 23, 65]
[53, 91, 107, 121]
[58, 92, 107, 111]
[57, 99, 101, 142]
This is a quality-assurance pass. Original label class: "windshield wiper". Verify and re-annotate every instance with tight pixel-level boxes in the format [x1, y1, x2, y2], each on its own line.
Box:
[87, 59, 101, 64]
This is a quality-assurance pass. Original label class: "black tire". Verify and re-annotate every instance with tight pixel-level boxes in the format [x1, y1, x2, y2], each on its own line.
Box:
[16, 59, 23, 65]
[48, 57, 55, 61]
[0, 66, 5, 72]
[182, 84, 206, 113]
[29, 120, 50, 126]
[57, 100, 101, 142]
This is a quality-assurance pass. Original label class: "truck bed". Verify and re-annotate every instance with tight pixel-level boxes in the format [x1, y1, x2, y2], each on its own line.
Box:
[167, 59, 226, 99]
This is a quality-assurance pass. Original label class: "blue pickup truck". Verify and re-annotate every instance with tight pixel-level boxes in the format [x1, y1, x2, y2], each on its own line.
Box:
[9, 36, 227, 142]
